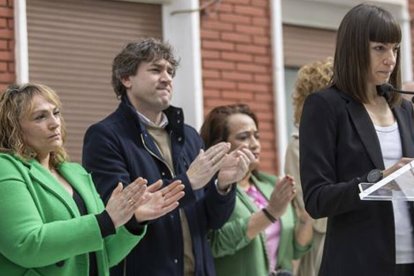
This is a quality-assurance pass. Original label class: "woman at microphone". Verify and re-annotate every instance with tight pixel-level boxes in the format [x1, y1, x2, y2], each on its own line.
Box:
[300, 3, 414, 276]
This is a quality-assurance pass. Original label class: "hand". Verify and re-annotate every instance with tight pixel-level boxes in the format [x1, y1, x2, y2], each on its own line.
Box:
[266, 175, 296, 219]
[134, 179, 185, 222]
[383, 157, 414, 177]
[105, 177, 148, 228]
[186, 142, 231, 190]
[217, 147, 256, 190]
[292, 196, 313, 225]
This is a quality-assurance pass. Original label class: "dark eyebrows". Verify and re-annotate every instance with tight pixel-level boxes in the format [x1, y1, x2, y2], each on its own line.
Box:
[151, 61, 173, 72]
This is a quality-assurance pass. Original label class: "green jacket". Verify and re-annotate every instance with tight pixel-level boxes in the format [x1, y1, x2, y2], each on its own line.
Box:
[209, 172, 311, 276]
[0, 153, 145, 276]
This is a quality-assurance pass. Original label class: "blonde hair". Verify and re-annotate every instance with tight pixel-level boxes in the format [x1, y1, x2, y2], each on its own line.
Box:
[293, 57, 334, 126]
[0, 83, 68, 166]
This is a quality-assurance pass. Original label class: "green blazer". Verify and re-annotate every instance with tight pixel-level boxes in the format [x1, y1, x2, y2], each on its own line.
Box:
[0, 153, 145, 276]
[209, 172, 311, 276]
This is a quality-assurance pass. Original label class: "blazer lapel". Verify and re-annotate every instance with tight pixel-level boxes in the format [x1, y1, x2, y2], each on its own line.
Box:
[28, 161, 78, 217]
[58, 163, 100, 214]
[347, 100, 384, 169]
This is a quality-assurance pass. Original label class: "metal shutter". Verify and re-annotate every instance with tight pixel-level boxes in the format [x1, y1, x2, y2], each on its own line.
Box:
[283, 24, 336, 68]
[27, 0, 162, 162]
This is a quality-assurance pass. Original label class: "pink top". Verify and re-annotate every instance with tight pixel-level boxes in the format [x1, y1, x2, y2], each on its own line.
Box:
[245, 184, 281, 271]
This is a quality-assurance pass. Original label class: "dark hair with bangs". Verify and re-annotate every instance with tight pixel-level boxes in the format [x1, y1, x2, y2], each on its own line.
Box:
[200, 104, 259, 150]
[112, 37, 180, 98]
[333, 3, 402, 106]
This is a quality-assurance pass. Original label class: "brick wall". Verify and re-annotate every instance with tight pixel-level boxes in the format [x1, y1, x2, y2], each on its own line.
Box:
[0, 0, 14, 92]
[200, 0, 278, 174]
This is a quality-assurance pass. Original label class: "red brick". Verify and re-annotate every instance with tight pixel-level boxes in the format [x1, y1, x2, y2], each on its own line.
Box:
[254, 74, 272, 83]
[255, 93, 274, 102]
[236, 44, 268, 55]
[204, 79, 236, 89]
[7, 17, 12, 29]
[236, 63, 267, 73]
[253, 36, 270, 46]
[203, 69, 221, 79]
[0, 39, 7, 50]
[234, 6, 266, 17]
[237, 82, 270, 93]
[222, 71, 253, 81]
[222, 90, 254, 100]
[236, 25, 266, 35]
[203, 89, 221, 98]
[0, 29, 13, 39]
[202, 12, 219, 21]
[7, 40, 14, 50]
[202, 40, 235, 51]
[203, 60, 236, 70]
[217, 3, 233, 13]
[0, 18, 6, 28]
[219, 13, 251, 24]
[0, 0, 7, 6]
[201, 20, 233, 31]
[259, 121, 274, 131]
[0, 71, 14, 82]
[0, 50, 13, 61]
[201, 49, 220, 59]
[221, 51, 253, 62]
[200, 29, 220, 39]
[0, 7, 13, 17]
[253, 17, 269, 27]
[7, 61, 14, 72]
[224, 0, 251, 4]
[205, 98, 235, 108]
[221, 32, 251, 43]
[0, 83, 8, 93]
[254, 56, 271, 65]
[7, 0, 12, 7]
[0, 61, 6, 71]
[255, 109, 274, 120]
[251, 0, 268, 8]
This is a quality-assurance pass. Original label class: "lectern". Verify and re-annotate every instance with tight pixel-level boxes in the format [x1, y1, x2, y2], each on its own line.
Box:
[359, 160, 414, 201]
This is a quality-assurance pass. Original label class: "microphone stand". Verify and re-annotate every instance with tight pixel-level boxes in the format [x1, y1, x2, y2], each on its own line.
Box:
[377, 84, 414, 103]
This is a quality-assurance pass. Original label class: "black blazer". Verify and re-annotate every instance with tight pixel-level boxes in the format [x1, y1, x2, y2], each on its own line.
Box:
[300, 87, 414, 276]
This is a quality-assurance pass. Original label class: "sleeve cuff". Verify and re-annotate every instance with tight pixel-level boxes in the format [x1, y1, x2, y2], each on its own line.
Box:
[95, 210, 116, 238]
[215, 179, 234, 195]
[124, 216, 147, 235]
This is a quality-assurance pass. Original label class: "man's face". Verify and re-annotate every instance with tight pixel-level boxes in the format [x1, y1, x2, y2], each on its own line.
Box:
[122, 59, 174, 115]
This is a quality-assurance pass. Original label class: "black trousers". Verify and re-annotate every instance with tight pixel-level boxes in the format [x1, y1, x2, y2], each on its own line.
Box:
[395, 263, 414, 276]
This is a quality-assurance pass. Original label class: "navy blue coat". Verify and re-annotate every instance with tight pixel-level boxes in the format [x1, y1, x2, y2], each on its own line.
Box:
[300, 87, 414, 276]
[82, 96, 236, 276]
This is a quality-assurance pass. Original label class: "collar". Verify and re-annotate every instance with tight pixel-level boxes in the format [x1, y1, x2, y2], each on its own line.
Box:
[137, 110, 169, 129]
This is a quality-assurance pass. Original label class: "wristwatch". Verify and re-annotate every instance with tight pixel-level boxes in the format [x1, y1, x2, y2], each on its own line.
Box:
[367, 169, 383, 183]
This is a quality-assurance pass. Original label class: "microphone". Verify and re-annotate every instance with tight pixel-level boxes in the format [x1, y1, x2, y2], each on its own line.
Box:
[376, 83, 414, 103]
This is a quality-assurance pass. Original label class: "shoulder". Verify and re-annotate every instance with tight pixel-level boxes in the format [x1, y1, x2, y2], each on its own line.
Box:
[0, 153, 27, 169]
[306, 86, 349, 106]
[0, 153, 30, 181]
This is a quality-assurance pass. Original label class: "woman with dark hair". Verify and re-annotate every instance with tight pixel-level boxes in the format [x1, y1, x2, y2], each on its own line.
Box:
[0, 83, 184, 276]
[300, 3, 414, 275]
[200, 104, 312, 276]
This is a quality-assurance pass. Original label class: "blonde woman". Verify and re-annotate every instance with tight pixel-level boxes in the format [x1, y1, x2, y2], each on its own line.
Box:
[284, 57, 333, 276]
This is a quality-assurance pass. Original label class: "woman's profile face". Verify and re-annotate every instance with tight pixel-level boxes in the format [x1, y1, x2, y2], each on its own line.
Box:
[20, 94, 62, 158]
[367, 41, 399, 86]
[226, 113, 260, 170]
